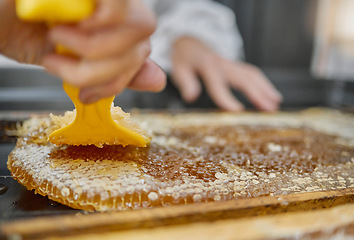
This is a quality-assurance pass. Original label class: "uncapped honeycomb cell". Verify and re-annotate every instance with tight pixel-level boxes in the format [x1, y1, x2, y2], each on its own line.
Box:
[7, 109, 354, 211]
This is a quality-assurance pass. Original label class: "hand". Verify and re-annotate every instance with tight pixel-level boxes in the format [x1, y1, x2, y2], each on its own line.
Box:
[171, 37, 282, 111]
[0, 0, 166, 103]
[0, 0, 52, 64]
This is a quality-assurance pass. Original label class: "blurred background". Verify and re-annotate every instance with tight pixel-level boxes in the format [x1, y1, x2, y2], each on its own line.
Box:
[0, 0, 353, 112]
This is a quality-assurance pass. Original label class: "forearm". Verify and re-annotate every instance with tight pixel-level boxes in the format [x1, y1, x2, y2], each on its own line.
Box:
[0, 0, 16, 53]
[0, 0, 49, 64]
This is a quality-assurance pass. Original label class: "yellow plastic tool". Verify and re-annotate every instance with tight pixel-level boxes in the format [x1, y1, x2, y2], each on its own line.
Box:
[16, 0, 147, 147]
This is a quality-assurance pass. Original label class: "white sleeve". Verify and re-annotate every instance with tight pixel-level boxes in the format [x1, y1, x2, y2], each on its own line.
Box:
[0, 54, 40, 68]
[144, 0, 244, 72]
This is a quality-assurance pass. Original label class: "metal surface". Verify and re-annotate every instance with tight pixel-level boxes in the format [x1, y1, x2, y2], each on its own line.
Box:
[0, 120, 79, 223]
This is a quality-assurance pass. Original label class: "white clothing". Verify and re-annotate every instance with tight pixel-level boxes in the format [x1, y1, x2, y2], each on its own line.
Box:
[144, 0, 244, 71]
[0, 0, 244, 70]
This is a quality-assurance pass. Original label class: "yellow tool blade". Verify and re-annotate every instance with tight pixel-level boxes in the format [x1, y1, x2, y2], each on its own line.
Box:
[49, 84, 147, 147]
[16, 0, 148, 147]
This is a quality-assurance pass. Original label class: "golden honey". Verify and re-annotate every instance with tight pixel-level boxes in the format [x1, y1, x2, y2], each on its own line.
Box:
[8, 109, 354, 211]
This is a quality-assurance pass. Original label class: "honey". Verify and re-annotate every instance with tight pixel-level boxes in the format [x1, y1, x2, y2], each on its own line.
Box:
[45, 125, 353, 179]
[8, 109, 354, 211]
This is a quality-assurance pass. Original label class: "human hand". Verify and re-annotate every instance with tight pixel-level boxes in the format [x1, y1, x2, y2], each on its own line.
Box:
[0, 0, 52, 64]
[0, 0, 166, 103]
[171, 37, 282, 111]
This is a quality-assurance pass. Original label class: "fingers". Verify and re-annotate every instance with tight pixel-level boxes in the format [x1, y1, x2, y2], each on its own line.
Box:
[224, 61, 282, 111]
[79, 0, 129, 29]
[242, 63, 282, 103]
[127, 59, 166, 92]
[171, 63, 202, 103]
[42, 40, 151, 88]
[199, 59, 244, 111]
[78, 59, 166, 103]
[49, 0, 155, 60]
[77, 56, 144, 103]
[49, 23, 154, 60]
[40, 0, 158, 104]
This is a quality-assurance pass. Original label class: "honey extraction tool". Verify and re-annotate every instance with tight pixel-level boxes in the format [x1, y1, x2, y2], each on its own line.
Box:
[16, 0, 148, 147]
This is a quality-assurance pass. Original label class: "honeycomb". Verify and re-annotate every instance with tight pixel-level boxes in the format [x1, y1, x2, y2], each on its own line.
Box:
[7, 108, 354, 211]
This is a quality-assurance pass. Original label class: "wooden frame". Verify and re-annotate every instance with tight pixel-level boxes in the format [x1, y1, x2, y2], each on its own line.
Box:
[1, 188, 353, 239]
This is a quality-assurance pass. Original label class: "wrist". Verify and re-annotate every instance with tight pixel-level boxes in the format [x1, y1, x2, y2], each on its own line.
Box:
[0, 0, 16, 51]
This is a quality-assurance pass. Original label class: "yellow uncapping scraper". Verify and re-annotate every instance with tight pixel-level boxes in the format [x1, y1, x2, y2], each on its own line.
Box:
[16, 0, 147, 147]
